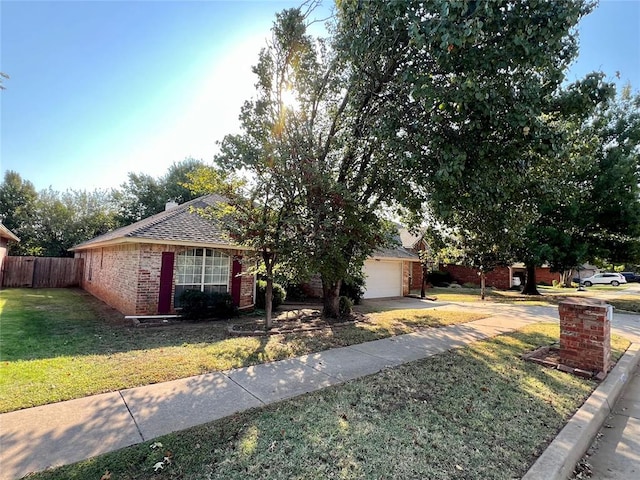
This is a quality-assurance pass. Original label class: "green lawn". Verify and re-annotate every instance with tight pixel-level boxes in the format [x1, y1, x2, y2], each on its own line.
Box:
[0, 288, 487, 413]
[22, 323, 631, 480]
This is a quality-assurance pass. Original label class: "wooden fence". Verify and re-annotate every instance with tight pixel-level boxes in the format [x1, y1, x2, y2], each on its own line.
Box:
[2, 257, 84, 288]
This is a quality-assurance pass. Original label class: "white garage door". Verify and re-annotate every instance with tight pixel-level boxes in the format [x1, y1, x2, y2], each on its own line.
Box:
[363, 260, 402, 299]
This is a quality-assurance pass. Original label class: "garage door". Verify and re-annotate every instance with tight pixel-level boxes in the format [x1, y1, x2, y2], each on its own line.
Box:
[363, 260, 402, 299]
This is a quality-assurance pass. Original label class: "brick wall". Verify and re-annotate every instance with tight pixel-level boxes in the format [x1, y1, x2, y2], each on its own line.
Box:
[237, 256, 255, 309]
[536, 267, 562, 285]
[559, 299, 611, 374]
[410, 261, 423, 289]
[77, 243, 255, 316]
[77, 244, 139, 315]
[402, 261, 411, 295]
[441, 264, 511, 289]
[441, 264, 562, 290]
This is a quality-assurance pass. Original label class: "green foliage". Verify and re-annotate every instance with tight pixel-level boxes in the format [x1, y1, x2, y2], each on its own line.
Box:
[338, 295, 353, 318]
[178, 290, 237, 320]
[0, 171, 38, 254]
[210, 5, 426, 317]
[113, 158, 205, 226]
[0, 171, 119, 256]
[428, 270, 453, 287]
[339, 275, 365, 305]
[255, 280, 286, 310]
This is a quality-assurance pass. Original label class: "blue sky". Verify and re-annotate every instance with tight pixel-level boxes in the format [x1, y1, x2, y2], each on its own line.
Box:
[1, 0, 639, 193]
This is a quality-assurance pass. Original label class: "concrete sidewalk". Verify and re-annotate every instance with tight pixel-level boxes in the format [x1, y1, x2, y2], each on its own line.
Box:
[1, 308, 639, 480]
[0, 313, 545, 480]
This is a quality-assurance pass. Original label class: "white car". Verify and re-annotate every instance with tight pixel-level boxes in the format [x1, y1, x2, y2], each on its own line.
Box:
[580, 273, 627, 287]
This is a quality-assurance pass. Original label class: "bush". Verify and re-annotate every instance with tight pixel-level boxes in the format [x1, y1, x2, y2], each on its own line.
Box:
[427, 270, 453, 287]
[340, 276, 365, 305]
[462, 282, 477, 289]
[178, 290, 237, 320]
[284, 283, 307, 302]
[256, 280, 287, 310]
[339, 296, 353, 317]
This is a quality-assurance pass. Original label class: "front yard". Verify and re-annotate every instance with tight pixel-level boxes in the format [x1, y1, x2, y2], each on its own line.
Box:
[0, 288, 487, 413]
[21, 323, 631, 480]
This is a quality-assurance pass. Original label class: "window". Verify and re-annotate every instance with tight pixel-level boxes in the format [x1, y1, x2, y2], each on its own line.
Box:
[174, 248, 230, 306]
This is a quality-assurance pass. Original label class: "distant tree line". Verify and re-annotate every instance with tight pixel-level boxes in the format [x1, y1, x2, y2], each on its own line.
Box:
[0, 158, 207, 257]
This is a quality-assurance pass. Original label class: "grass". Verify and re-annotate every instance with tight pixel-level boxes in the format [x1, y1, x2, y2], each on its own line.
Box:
[416, 287, 555, 305]
[608, 298, 640, 313]
[22, 323, 631, 480]
[419, 285, 640, 311]
[0, 289, 486, 413]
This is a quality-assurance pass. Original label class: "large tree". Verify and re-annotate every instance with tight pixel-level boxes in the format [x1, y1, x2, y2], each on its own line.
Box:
[525, 84, 640, 288]
[213, 4, 409, 318]
[378, 0, 620, 295]
[0, 171, 119, 256]
[113, 158, 205, 225]
[0, 171, 38, 255]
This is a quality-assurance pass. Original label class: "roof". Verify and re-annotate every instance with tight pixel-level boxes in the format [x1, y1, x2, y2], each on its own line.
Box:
[370, 246, 419, 261]
[70, 194, 237, 251]
[399, 228, 422, 249]
[0, 223, 20, 242]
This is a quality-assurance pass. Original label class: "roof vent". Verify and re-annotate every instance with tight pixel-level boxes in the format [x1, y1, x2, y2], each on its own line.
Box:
[165, 201, 179, 211]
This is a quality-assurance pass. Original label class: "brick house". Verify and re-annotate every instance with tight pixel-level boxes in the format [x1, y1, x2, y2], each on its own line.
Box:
[70, 194, 255, 316]
[440, 263, 561, 289]
[298, 246, 419, 299]
[362, 246, 420, 298]
[399, 228, 432, 290]
[0, 223, 20, 287]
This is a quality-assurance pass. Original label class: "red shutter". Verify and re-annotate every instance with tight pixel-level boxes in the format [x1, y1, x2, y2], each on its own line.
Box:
[158, 252, 175, 314]
[231, 256, 243, 307]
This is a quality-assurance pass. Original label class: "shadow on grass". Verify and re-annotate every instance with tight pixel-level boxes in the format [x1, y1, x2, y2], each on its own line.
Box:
[0, 288, 254, 362]
[13, 324, 617, 480]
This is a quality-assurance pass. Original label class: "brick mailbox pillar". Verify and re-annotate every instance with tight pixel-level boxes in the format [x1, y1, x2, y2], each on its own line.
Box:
[558, 298, 612, 376]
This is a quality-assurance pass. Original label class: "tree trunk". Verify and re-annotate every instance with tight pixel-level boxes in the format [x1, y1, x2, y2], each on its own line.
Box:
[480, 272, 486, 300]
[265, 278, 273, 330]
[561, 269, 574, 288]
[322, 279, 342, 319]
[521, 263, 541, 295]
[263, 251, 276, 330]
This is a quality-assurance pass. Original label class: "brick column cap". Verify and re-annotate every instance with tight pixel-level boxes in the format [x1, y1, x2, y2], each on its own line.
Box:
[559, 297, 609, 308]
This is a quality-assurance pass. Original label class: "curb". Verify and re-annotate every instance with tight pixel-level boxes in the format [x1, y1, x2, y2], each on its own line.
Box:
[522, 342, 640, 480]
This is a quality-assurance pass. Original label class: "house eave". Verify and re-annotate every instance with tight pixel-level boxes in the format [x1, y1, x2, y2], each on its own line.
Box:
[69, 237, 253, 252]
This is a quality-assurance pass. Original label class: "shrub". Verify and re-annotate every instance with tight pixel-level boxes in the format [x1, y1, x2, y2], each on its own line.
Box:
[339, 296, 353, 317]
[256, 280, 287, 310]
[427, 270, 453, 287]
[178, 290, 237, 320]
[462, 282, 477, 289]
[284, 283, 307, 301]
[340, 276, 365, 304]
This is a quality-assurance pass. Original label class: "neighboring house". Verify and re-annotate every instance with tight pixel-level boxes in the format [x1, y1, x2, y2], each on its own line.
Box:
[295, 245, 420, 299]
[70, 194, 255, 316]
[399, 228, 432, 290]
[362, 246, 419, 298]
[0, 223, 20, 287]
[441, 263, 562, 289]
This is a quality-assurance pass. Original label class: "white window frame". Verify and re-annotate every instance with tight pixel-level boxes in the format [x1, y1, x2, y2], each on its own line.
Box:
[174, 248, 230, 304]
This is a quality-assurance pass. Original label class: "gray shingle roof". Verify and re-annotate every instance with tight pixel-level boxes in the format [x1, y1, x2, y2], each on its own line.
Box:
[370, 246, 419, 261]
[71, 194, 234, 251]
